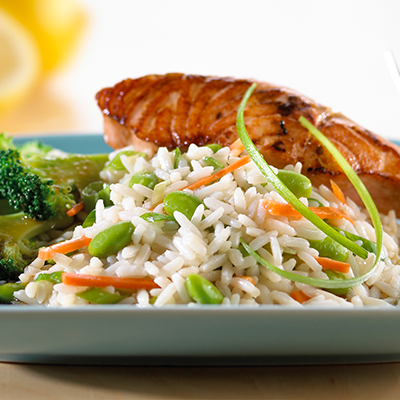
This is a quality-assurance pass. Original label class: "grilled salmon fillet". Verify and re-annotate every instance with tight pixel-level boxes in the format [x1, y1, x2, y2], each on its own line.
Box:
[96, 73, 400, 214]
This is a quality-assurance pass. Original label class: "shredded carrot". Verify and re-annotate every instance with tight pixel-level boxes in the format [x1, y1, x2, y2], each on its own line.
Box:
[262, 200, 353, 223]
[229, 138, 245, 156]
[185, 155, 251, 191]
[315, 256, 351, 274]
[291, 290, 311, 304]
[308, 207, 353, 223]
[62, 273, 160, 290]
[150, 155, 251, 211]
[330, 180, 346, 204]
[235, 275, 256, 285]
[262, 200, 303, 219]
[149, 203, 160, 212]
[38, 236, 92, 260]
[66, 201, 85, 217]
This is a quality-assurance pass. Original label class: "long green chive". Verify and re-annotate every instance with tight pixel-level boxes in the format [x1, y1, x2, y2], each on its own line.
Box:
[237, 84, 384, 289]
[299, 115, 383, 262]
[241, 239, 371, 289]
[236, 84, 368, 259]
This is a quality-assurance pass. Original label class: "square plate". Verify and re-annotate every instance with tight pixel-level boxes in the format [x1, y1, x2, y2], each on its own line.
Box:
[2, 134, 400, 365]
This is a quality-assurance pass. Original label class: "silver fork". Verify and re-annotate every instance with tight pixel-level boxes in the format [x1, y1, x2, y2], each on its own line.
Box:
[384, 50, 400, 97]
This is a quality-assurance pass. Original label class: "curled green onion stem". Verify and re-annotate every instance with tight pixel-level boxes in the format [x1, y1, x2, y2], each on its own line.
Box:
[237, 84, 367, 259]
[237, 83, 383, 289]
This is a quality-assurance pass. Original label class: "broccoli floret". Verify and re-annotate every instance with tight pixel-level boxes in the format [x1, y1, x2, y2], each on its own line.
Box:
[0, 135, 109, 281]
[0, 138, 109, 220]
[17, 139, 53, 160]
[0, 259, 22, 282]
[0, 149, 56, 220]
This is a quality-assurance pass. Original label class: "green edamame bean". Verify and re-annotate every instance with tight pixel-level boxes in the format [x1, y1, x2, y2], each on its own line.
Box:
[307, 197, 325, 207]
[185, 274, 223, 304]
[77, 287, 125, 304]
[149, 296, 158, 304]
[163, 191, 203, 221]
[129, 172, 159, 190]
[205, 143, 222, 153]
[308, 236, 349, 262]
[333, 227, 377, 255]
[140, 212, 176, 223]
[276, 169, 312, 198]
[203, 156, 224, 172]
[0, 282, 26, 303]
[324, 270, 350, 297]
[89, 221, 135, 258]
[105, 150, 147, 171]
[82, 182, 113, 213]
[82, 182, 105, 212]
[35, 271, 64, 284]
[98, 186, 113, 207]
[82, 209, 96, 228]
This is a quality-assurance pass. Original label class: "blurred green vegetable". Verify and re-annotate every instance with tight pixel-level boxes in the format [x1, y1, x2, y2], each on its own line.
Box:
[129, 172, 159, 190]
[163, 191, 203, 221]
[203, 156, 224, 172]
[276, 169, 312, 199]
[89, 221, 135, 258]
[76, 287, 125, 304]
[35, 271, 64, 284]
[308, 236, 349, 262]
[205, 144, 222, 153]
[0, 282, 26, 303]
[185, 274, 224, 304]
[104, 150, 146, 171]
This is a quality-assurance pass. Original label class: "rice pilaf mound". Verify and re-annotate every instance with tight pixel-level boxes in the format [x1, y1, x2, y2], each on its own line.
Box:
[15, 143, 400, 307]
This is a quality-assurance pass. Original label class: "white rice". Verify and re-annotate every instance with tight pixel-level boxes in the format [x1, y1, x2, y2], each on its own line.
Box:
[15, 143, 400, 308]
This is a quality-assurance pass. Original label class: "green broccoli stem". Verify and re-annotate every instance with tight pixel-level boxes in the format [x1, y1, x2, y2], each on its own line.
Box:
[0, 212, 71, 241]
[0, 212, 73, 281]
[26, 154, 109, 191]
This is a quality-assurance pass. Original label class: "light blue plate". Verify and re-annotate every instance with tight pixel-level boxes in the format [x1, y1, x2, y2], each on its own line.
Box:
[2, 134, 400, 365]
[13, 133, 113, 154]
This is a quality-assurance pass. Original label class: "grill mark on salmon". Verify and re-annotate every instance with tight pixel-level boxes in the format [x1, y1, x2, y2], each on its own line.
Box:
[96, 73, 400, 214]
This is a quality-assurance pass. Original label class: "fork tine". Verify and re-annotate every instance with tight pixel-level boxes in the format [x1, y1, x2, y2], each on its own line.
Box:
[384, 50, 400, 97]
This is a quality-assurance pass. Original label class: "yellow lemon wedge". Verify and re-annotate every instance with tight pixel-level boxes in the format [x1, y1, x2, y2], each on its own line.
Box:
[0, 9, 40, 113]
[0, 0, 86, 71]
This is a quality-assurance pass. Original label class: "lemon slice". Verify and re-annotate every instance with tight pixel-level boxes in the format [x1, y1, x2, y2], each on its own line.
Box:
[0, 9, 40, 113]
[0, 0, 86, 71]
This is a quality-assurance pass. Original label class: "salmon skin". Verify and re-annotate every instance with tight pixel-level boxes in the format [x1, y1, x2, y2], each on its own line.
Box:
[96, 73, 400, 214]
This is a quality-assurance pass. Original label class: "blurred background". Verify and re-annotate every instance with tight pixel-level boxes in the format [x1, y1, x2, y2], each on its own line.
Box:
[0, 0, 399, 140]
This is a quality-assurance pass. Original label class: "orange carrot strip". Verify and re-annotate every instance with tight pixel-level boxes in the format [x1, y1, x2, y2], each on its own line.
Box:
[315, 256, 351, 274]
[38, 236, 92, 260]
[62, 273, 160, 290]
[150, 155, 252, 211]
[229, 138, 245, 156]
[308, 207, 353, 223]
[235, 275, 256, 285]
[330, 180, 346, 204]
[149, 204, 160, 212]
[262, 200, 353, 222]
[66, 201, 85, 217]
[262, 200, 303, 219]
[185, 155, 251, 191]
[291, 290, 311, 304]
